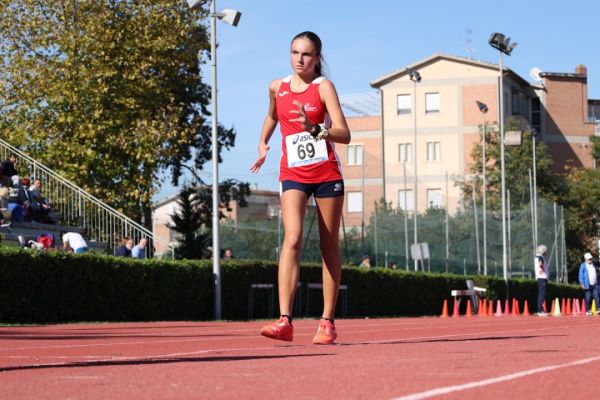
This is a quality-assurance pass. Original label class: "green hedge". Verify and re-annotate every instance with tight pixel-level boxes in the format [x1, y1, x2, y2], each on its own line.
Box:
[0, 247, 583, 323]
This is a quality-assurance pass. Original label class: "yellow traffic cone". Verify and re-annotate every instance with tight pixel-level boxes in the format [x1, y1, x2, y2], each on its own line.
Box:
[592, 299, 597, 316]
[553, 298, 561, 317]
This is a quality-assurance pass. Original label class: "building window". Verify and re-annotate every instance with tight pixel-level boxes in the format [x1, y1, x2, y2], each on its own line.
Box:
[425, 93, 440, 114]
[347, 192, 363, 213]
[399, 143, 412, 162]
[397, 94, 411, 115]
[426, 141, 441, 161]
[426, 189, 442, 208]
[347, 144, 363, 165]
[398, 189, 414, 211]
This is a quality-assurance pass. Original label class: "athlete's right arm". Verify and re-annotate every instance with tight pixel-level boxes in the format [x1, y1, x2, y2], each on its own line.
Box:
[250, 79, 281, 173]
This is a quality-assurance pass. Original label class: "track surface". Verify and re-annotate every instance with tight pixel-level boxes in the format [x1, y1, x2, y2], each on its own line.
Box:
[1, 316, 599, 399]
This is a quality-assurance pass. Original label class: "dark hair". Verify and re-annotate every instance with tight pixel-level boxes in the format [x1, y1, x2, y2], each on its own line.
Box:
[291, 31, 324, 77]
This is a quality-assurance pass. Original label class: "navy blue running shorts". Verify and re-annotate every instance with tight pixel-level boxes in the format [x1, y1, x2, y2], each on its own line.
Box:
[280, 179, 344, 198]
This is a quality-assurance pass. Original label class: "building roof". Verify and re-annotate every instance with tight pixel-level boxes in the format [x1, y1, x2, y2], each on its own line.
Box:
[339, 92, 381, 116]
[370, 53, 530, 88]
[539, 72, 587, 79]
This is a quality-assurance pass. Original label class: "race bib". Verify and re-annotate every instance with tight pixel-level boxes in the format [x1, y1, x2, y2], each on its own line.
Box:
[286, 132, 328, 168]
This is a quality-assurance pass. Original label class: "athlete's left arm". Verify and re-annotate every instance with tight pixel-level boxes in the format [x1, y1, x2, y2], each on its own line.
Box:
[319, 80, 351, 144]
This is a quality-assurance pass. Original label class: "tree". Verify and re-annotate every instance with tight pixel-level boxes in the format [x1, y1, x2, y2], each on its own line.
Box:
[0, 0, 232, 227]
[463, 118, 562, 210]
[169, 179, 250, 259]
[169, 185, 208, 260]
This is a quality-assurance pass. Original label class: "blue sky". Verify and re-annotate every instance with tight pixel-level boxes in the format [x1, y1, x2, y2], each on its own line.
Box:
[155, 0, 600, 201]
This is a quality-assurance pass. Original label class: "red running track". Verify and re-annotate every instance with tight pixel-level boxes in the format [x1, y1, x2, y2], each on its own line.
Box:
[1, 316, 599, 399]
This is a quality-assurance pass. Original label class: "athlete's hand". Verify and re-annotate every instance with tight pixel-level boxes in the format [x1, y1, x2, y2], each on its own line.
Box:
[288, 100, 312, 132]
[250, 142, 270, 173]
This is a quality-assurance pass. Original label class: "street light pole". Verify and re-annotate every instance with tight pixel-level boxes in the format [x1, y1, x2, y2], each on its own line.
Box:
[188, 0, 241, 320]
[488, 32, 517, 286]
[532, 128, 538, 250]
[476, 100, 488, 275]
[409, 69, 421, 271]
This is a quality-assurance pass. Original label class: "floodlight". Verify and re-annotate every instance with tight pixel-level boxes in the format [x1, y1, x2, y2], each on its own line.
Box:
[476, 100, 488, 114]
[408, 69, 421, 82]
[217, 9, 241, 27]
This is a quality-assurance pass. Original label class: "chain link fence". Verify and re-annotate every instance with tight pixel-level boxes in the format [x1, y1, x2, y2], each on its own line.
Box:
[220, 196, 567, 282]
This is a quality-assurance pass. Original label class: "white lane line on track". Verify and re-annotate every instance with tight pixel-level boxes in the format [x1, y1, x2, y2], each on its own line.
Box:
[391, 355, 600, 400]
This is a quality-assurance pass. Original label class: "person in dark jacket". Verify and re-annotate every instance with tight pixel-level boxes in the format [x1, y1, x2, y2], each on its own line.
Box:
[115, 237, 133, 257]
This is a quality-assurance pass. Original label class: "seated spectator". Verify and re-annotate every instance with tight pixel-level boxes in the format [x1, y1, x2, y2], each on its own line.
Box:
[28, 179, 54, 224]
[359, 254, 371, 268]
[6, 184, 25, 223]
[131, 238, 148, 259]
[115, 237, 133, 257]
[0, 153, 19, 187]
[62, 231, 88, 254]
[223, 247, 235, 260]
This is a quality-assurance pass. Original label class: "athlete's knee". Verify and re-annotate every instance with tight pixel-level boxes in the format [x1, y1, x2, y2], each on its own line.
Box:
[283, 233, 303, 250]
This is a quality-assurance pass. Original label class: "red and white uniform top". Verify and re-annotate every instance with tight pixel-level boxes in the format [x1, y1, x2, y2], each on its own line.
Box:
[276, 75, 342, 183]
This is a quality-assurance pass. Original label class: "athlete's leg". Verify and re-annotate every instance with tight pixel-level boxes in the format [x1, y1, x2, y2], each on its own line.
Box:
[314, 195, 344, 319]
[278, 189, 308, 316]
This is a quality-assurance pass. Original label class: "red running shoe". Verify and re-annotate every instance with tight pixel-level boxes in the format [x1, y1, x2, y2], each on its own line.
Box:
[312, 318, 337, 345]
[260, 316, 293, 342]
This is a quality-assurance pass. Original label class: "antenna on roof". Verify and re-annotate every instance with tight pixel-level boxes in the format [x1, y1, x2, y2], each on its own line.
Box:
[530, 67, 543, 82]
[465, 28, 476, 60]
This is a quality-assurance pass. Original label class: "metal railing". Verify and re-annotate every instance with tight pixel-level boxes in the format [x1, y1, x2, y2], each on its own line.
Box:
[0, 137, 173, 257]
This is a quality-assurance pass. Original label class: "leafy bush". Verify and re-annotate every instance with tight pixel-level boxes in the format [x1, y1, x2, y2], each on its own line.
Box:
[0, 247, 583, 323]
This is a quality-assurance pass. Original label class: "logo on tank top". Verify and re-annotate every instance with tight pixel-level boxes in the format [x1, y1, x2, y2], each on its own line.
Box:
[304, 103, 317, 112]
[278, 91, 289, 97]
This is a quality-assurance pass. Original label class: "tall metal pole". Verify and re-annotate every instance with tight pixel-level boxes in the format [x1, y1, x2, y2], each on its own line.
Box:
[445, 170, 449, 273]
[532, 132, 538, 250]
[472, 176, 481, 275]
[403, 161, 409, 271]
[482, 116, 488, 275]
[210, 0, 222, 320]
[413, 79, 418, 271]
[498, 52, 509, 285]
[360, 156, 365, 257]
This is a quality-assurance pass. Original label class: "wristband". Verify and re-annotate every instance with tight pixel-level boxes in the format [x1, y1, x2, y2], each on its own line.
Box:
[309, 123, 322, 138]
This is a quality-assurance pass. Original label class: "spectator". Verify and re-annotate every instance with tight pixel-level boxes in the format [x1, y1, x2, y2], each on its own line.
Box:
[131, 238, 148, 259]
[115, 237, 133, 257]
[62, 231, 88, 254]
[389, 261, 398, 270]
[0, 153, 19, 187]
[535, 245, 549, 316]
[359, 255, 371, 268]
[578, 252, 600, 316]
[223, 247, 234, 260]
[29, 179, 53, 223]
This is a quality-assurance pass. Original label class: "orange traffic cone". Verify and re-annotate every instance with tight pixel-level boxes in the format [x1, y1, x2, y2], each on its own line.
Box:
[581, 299, 587, 315]
[481, 298, 488, 316]
[543, 300, 547, 313]
[561, 298, 566, 315]
[441, 299, 449, 318]
[495, 300, 503, 316]
[566, 299, 572, 315]
[522, 300, 531, 316]
[466, 301, 473, 318]
[550, 299, 556, 315]
[488, 299, 494, 316]
[452, 299, 460, 318]
[512, 299, 520, 316]
[504, 299, 511, 316]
